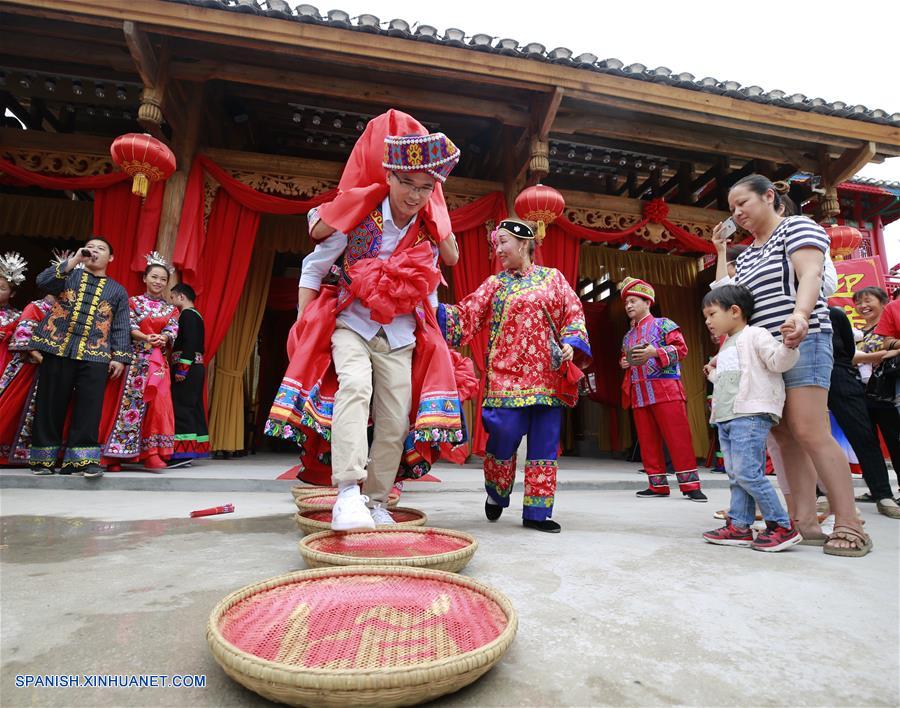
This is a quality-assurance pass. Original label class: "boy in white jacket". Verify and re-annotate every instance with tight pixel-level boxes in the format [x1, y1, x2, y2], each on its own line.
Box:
[701, 285, 802, 552]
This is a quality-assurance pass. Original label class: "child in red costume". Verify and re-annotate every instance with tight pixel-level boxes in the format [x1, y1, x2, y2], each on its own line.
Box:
[619, 277, 707, 501]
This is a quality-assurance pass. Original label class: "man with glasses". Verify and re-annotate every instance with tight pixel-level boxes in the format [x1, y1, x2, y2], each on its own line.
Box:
[266, 110, 463, 530]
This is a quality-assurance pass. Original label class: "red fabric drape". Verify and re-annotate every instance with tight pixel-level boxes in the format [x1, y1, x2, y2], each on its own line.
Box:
[196, 191, 261, 361]
[555, 210, 715, 255]
[449, 191, 507, 456]
[0, 158, 164, 292]
[174, 155, 338, 284]
[314, 109, 453, 244]
[0, 157, 127, 190]
[537, 223, 582, 286]
[93, 181, 164, 294]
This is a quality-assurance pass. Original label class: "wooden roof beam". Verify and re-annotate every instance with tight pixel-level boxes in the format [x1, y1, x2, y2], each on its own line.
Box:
[123, 21, 172, 138]
[515, 87, 564, 185]
[6, 1, 896, 152]
[123, 20, 159, 87]
[171, 60, 529, 128]
[824, 141, 877, 186]
[553, 113, 818, 172]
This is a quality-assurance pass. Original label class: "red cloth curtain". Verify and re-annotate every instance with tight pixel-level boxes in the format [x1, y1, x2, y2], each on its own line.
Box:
[537, 223, 582, 286]
[93, 181, 164, 294]
[450, 191, 507, 456]
[174, 154, 341, 358]
[196, 191, 260, 362]
[174, 155, 337, 284]
[0, 158, 164, 292]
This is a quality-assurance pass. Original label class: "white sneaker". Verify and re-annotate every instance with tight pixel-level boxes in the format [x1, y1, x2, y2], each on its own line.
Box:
[370, 503, 395, 526]
[331, 494, 375, 531]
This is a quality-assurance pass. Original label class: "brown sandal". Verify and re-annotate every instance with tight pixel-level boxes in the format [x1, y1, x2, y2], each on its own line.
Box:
[823, 525, 873, 557]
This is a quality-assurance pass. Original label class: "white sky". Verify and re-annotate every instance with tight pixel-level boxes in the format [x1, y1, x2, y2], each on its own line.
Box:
[303, 0, 900, 266]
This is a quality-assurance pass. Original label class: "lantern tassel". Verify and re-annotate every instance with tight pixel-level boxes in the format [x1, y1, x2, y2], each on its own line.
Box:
[132, 173, 149, 198]
[536, 220, 546, 242]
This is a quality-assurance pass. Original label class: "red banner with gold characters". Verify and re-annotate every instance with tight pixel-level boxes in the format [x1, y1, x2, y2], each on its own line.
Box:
[828, 258, 887, 329]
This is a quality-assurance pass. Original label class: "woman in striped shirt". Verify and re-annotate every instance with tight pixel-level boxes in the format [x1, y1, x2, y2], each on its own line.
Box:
[712, 174, 871, 557]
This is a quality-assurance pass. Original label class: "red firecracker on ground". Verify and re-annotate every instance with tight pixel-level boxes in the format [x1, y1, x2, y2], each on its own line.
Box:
[110, 133, 176, 198]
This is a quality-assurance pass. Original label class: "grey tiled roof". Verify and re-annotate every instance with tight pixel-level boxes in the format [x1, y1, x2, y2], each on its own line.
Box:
[847, 176, 900, 191]
[169, 0, 899, 127]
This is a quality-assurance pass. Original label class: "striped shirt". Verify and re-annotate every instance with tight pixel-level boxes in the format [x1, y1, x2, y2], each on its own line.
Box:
[735, 215, 832, 339]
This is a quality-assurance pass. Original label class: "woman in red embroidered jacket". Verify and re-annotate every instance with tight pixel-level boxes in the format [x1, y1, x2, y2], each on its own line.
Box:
[0, 251, 27, 376]
[619, 277, 707, 502]
[101, 255, 179, 471]
[439, 219, 591, 533]
[0, 294, 55, 465]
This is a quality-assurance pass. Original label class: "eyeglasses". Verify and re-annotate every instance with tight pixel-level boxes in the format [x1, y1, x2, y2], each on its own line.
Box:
[392, 173, 434, 197]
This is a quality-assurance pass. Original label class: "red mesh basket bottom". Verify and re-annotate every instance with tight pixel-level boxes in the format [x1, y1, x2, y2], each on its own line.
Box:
[303, 509, 422, 523]
[218, 574, 508, 669]
[304, 494, 337, 507]
[307, 530, 470, 558]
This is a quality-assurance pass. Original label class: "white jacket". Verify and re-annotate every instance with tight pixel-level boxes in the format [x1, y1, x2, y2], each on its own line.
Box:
[707, 326, 800, 420]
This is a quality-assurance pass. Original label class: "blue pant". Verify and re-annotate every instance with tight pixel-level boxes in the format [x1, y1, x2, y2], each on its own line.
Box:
[482, 406, 563, 521]
[717, 415, 790, 529]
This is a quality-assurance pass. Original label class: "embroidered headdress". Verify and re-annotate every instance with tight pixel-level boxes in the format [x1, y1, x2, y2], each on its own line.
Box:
[489, 218, 536, 249]
[312, 109, 455, 243]
[383, 133, 460, 183]
[619, 276, 655, 305]
[0, 251, 27, 286]
[144, 250, 173, 274]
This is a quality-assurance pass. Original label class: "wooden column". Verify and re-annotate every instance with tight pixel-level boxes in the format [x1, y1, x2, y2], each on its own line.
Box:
[155, 81, 204, 263]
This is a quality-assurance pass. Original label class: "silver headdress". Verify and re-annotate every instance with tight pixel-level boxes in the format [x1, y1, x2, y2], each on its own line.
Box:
[0, 251, 28, 286]
[51, 249, 83, 270]
[144, 250, 173, 274]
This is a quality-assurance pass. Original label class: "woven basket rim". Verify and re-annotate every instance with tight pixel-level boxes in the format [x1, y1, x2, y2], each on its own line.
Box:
[207, 566, 517, 688]
[299, 527, 478, 568]
[291, 485, 337, 499]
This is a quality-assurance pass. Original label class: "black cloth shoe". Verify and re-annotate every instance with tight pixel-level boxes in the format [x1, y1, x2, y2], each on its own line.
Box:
[523, 519, 561, 533]
[636, 488, 670, 498]
[82, 464, 104, 479]
[684, 490, 708, 502]
[166, 458, 193, 469]
[485, 500, 503, 521]
[31, 466, 55, 476]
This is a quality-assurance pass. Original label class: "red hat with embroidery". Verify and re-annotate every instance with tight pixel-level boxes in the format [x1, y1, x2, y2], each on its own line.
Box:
[311, 109, 457, 243]
[619, 276, 655, 305]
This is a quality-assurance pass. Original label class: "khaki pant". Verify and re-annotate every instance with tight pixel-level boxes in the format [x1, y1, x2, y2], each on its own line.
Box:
[330, 325, 413, 504]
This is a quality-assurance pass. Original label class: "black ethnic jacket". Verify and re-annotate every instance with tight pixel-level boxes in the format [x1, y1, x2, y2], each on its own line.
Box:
[29, 262, 132, 365]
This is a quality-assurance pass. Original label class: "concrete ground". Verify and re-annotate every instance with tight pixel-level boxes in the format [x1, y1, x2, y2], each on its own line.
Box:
[1, 455, 898, 707]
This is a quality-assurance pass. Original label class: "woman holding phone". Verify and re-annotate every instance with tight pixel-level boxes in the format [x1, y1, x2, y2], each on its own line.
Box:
[712, 174, 870, 556]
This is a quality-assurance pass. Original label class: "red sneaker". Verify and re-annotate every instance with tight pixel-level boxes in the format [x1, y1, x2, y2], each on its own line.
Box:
[702, 520, 753, 547]
[751, 521, 801, 552]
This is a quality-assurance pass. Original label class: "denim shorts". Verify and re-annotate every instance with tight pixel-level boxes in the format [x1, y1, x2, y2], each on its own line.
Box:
[782, 330, 833, 391]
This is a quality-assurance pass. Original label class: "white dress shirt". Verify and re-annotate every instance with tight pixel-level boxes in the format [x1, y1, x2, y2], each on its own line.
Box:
[298, 197, 438, 350]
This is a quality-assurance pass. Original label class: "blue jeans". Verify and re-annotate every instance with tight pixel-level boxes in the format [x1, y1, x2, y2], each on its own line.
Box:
[717, 415, 790, 529]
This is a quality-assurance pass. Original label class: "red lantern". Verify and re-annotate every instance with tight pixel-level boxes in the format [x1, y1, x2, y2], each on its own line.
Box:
[515, 184, 565, 240]
[110, 133, 176, 198]
[825, 225, 862, 261]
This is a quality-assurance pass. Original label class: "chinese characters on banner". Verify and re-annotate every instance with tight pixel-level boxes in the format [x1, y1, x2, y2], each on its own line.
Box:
[828, 258, 887, 329]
